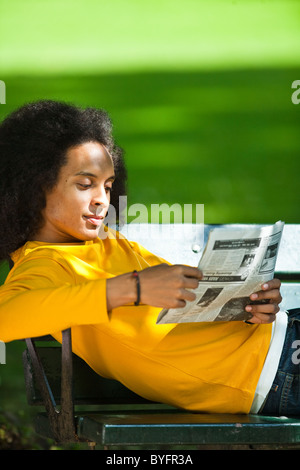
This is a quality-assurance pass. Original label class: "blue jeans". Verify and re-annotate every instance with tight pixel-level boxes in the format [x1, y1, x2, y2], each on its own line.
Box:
[259, 308, 300, 417]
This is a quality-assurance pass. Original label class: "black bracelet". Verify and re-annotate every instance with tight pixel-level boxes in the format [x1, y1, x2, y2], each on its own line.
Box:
[132, 270, 140, 306]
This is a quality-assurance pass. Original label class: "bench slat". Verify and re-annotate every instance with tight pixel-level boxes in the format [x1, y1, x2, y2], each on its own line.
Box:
[119, 223, 300, 279]
[34, 411, 300, 446]
[279, 283, 300, 311]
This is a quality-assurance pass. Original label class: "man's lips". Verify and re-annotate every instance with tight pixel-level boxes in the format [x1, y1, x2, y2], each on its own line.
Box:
[83, 215, 104, 226]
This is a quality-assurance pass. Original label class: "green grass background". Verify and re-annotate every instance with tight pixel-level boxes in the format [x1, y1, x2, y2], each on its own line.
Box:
[0, 0, 300, 448]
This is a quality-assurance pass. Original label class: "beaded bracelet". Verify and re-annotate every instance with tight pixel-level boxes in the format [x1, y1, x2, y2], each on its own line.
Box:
[132, 270, 140, 306]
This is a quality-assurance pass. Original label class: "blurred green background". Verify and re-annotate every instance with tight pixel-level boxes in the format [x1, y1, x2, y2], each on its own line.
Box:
[0, 0, 300, 449]
[1, 0, 300, 223]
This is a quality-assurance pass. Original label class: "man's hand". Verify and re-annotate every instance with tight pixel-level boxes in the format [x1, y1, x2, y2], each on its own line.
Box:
[245, 278, 282, 324]
[139, 264, 203, 309]
[106, 264, 203, 311]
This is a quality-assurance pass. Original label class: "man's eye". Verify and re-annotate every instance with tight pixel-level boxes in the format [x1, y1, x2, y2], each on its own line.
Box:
[77, 183, 91, 189]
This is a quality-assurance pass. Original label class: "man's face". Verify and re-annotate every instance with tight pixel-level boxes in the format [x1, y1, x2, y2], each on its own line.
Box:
[35, 141, 115, 243]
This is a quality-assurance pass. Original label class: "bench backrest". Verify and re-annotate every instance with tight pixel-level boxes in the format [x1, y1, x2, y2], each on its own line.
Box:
[1, 224, 298, 280]
[119, 223, 300, 279]
[23, 345, 155, 406]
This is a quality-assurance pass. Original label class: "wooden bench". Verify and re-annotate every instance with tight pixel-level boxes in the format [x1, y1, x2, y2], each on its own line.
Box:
[2, 223, 300, 449]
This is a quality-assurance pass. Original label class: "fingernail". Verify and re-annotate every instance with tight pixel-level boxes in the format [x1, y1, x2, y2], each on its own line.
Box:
[250, 293, 258, 300]
[263, 283, 269, 289]
[246, 306, 252, 312]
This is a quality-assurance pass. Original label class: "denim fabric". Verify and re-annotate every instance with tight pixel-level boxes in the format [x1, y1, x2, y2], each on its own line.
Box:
[259, 308, 300, 417]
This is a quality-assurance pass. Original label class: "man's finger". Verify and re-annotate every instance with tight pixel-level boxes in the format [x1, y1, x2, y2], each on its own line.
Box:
[250, 289, 282, 303]
[245, 302, 280, 315]
[261, 278, 281, 290]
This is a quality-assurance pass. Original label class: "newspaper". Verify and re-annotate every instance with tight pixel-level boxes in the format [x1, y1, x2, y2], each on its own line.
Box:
[157, 220, 284, 324]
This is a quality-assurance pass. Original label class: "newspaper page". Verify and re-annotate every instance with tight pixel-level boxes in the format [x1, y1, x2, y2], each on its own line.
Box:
[157, 220, 284, 324]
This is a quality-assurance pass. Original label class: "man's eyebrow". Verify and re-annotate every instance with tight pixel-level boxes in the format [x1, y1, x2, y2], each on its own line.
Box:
[74, 171, 115, 181]
[74, 171, 98, 178]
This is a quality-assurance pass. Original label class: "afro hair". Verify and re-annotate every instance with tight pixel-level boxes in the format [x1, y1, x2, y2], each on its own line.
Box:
[0, 99, 127, 259]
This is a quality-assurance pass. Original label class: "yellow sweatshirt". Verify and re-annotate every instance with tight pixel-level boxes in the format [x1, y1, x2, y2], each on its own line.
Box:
[0, 231, 272, 414]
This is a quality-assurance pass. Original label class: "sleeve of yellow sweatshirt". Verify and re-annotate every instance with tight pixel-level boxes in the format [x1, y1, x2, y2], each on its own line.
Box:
[0, 253, 113, 343]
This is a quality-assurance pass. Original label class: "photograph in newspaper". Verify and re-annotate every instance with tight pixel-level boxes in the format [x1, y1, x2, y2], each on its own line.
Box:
[156, 221, 284, 324]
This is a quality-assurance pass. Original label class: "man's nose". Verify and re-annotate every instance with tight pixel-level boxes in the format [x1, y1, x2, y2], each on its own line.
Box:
[92, 188, 109, 207]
